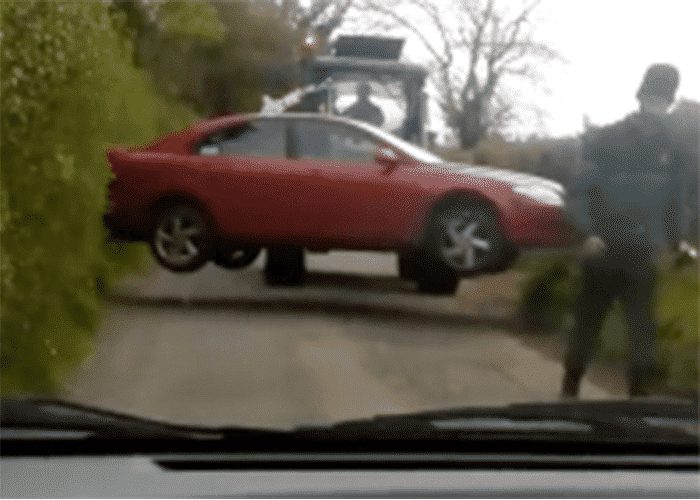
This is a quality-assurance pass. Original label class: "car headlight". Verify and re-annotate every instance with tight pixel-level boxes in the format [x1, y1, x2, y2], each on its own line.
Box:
[512, 184, 565, 207]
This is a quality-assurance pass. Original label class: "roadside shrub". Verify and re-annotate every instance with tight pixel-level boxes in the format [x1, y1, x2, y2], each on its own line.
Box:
[597, 264, 699, 396]
[518, 257, 699, 394]
[0, 1, 196, 394]
[472, 135, 583, 185]
[517, 256, 579, 333]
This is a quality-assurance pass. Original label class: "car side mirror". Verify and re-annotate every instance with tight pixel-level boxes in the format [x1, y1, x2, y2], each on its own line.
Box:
[376, 146, 399, 172]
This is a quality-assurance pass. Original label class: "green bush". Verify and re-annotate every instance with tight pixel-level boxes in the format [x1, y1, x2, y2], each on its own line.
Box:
[597, 265, 699, 395]
[517, 256, 579, 333]
[518, 256, 699, 394]
[472, 136, 582, 185]
[0, 1, 197, 394]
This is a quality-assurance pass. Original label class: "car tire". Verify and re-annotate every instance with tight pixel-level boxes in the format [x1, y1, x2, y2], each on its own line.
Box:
[424, 199, 505, 277]
[488, 244, 520, 273]
[264, 246, 306, 286]
[398, 251, 421, 280]
[215, 245, 261, 270]
[150, 203, 214, 273]
[415, 268, 460, 295]
[404, 252, 459, 294]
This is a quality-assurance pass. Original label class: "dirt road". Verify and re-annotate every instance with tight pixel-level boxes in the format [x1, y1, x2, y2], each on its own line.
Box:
[63, 251, 615, 428]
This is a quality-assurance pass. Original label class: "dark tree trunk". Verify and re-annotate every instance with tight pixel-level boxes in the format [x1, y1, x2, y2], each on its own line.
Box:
[457, 99, 485, 148]
[203, 72, 231, 116]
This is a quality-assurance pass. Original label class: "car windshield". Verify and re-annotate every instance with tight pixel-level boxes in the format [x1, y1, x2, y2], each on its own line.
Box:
[1, 0, 698, 449]
[350, 118, 445, 164]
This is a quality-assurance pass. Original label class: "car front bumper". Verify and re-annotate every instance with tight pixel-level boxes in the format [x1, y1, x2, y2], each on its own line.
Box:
[501, 196, 573, 248]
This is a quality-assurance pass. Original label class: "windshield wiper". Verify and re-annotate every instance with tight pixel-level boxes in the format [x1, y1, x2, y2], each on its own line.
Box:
[310, 400, 699, 446]
[3, 398, 697, 458]
[0, 398, 276, 440]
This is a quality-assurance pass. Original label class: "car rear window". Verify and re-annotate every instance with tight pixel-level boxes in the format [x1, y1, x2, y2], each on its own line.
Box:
[198, 120, 286, 158]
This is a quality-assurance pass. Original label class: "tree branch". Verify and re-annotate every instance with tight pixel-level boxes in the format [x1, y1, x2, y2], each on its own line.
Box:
[360, 0, 559, 146]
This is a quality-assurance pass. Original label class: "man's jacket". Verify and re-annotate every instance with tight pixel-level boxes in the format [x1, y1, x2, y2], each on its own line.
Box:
[567, 112, 689, 253]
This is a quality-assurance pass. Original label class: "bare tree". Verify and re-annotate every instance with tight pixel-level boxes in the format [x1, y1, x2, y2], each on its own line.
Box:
[361, 0, 560, 147]
[279, 0, 355, 50]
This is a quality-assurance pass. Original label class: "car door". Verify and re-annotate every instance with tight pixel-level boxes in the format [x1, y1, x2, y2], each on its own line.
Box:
[194, 118, 317, 242]
[287, 118, 409, 247]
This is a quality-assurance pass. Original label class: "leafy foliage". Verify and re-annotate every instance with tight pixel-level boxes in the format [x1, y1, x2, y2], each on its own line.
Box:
[0, 1, 196, 394]
[155, 0, 224, 41]
[517, 256, 579, 333]
[518, 257, 699, 395]
[119, 0, 302, 116]
[597, 264, 699, 395]
[0, 0, 318, 395]
[472, 136, 583, 185]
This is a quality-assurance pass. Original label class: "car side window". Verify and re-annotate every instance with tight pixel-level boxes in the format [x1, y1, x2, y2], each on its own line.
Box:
[198, 120, 286, 158]
[293, 120, 379, 163]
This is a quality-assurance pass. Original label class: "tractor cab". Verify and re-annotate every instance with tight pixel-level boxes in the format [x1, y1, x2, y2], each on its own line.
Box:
[269, 36, 428, 145]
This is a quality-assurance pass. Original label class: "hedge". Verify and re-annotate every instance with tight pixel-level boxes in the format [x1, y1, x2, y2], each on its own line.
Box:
[518, 256, 699, 396]
[0, 1, 196, 394]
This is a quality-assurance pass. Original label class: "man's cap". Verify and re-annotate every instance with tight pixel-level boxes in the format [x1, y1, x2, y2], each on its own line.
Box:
[637, 63, 679, 102]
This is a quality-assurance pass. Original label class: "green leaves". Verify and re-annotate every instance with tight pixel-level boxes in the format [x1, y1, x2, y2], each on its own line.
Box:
[156, 0, 225, 42]
[518, 257, 699, 395]
[0, 1, 196, 394]
[0, 0, 308, 395]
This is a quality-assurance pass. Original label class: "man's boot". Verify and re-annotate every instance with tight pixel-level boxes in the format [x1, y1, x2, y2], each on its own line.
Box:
[561, 371, 582, 400]
[628, 367, 665, 398]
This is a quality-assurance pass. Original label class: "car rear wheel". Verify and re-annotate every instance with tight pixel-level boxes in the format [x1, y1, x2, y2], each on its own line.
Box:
[150, 203, 214, 272]
[215, 245, 261, 270]
[264, 246, 306, 286]
[398, 251, 420, 280]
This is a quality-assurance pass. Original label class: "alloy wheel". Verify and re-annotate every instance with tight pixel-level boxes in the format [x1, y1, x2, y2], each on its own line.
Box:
[439, 211, 493, 271]
[153, 207, 207, 267]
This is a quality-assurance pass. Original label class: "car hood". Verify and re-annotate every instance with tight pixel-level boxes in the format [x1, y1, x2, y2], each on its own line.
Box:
[414, 162, 566, 193]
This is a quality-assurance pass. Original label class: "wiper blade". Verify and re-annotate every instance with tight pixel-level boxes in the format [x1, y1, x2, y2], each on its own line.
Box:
[319, 400, 699, 444]
[1, 398, 275, 440]
[393, 399, 698, 421]
[3, 399, 697, 460]
[4, 398, 696, 444]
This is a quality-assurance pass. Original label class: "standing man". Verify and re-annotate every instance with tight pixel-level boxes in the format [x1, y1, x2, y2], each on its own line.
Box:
[562, 64, 692, 398]
[342, 81, 385, 127]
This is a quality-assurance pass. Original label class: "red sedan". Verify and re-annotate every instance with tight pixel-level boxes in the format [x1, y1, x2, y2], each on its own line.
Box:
[106, 113, 570, 293]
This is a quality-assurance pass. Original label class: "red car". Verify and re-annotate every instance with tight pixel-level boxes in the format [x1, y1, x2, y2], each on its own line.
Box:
[106, 113, 570, 293]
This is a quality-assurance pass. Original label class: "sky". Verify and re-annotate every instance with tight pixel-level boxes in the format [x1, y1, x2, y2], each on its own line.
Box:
[534, 0, 700, 136]
[342, 0, 700, 141]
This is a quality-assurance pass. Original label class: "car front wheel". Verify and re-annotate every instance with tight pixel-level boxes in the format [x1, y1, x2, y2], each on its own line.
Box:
[427, 200, 505, 275]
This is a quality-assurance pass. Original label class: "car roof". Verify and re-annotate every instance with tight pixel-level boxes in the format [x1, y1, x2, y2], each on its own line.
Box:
[190, 112, 375, 137]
